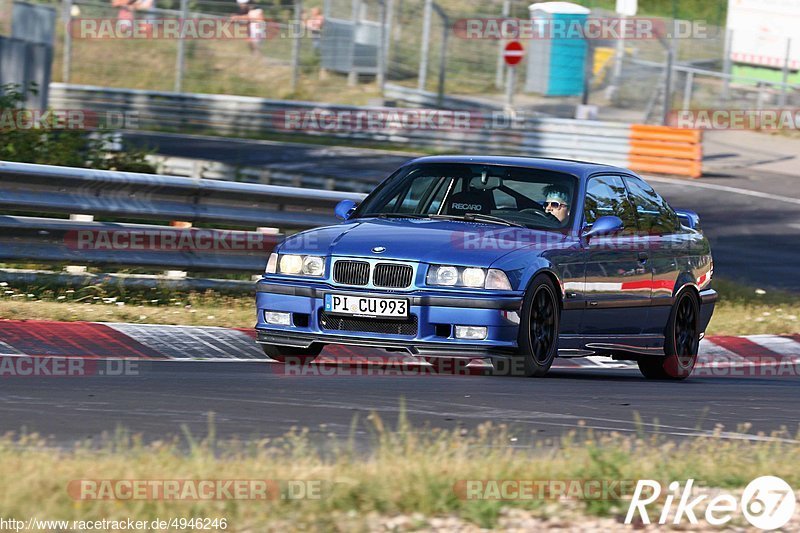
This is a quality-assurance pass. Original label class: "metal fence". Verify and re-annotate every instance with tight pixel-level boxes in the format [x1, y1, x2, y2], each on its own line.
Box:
[9, 0, 798, 123]
[0, 2, 56, 109]
[0, 2, 739, 116]
[0, 160, 365, 279]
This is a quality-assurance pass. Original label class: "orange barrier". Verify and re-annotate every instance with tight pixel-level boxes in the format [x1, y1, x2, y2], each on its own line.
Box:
[628, 156, 703, 179]
[628, 124, 703, 178]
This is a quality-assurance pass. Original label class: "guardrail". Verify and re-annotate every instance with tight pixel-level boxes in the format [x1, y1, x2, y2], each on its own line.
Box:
[146, 155, 372, 192]
[383, 84, 492, 110]
[0, 160, 364, 229]
[49, 83, 703, 177]
[0, 216, 277, 273]
[0, 161, 366, 285]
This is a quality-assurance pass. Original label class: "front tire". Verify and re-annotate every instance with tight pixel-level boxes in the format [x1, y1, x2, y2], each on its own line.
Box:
[511, 274, 560, 377]
[638, 289, 700, 380]
[262, 344, 322, 364]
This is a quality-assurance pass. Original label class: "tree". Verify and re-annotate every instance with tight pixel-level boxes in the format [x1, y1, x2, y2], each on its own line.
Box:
[0, 83, 156, 173]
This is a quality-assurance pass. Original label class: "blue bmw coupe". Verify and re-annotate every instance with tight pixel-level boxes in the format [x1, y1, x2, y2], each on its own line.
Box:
[255, 156, 716, 379]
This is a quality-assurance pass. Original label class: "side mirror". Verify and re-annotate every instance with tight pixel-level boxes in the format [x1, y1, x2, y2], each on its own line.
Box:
[582, 215, 623, 240]
[334, 199, 357, 221]
[675, 209, 700, 230]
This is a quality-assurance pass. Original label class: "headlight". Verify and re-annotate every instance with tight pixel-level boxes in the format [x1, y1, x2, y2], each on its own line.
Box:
[430, 265, 459, 286]
[268, 254, 326, 277]
[302, 255, 324, 276]
[279, 254, 304, 274]
[427, 265, 512, 290]
[461, 267, 486, 287]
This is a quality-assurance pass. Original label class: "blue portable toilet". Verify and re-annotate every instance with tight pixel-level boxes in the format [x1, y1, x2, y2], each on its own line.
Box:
[524, 2, 590, 96]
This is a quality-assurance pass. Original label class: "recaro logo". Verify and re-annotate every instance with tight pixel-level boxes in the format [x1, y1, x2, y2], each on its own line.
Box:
[451, 203, 483, 211]
[625, 476, 796, 530]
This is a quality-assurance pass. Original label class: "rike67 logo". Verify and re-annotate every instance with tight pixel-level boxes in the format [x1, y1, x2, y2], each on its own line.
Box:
[625, 476, 796, 530]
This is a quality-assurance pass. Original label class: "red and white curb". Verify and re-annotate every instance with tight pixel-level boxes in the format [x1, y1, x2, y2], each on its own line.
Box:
[0, 320, 798, 375]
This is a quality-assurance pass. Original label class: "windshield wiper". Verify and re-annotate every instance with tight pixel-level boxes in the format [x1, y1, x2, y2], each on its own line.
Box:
[431, 213, 525, 228]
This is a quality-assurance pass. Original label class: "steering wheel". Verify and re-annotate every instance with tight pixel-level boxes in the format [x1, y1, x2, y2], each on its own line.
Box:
[519, 208, 562, 225]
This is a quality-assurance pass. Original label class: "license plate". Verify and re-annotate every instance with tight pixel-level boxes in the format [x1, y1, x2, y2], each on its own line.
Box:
[324, 293, 408, 318]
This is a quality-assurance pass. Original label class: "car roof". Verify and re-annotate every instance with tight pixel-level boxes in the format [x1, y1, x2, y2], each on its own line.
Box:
[404, 155, 632, 180]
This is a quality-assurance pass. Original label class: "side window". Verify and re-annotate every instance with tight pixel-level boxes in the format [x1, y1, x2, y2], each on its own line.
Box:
[624, 177, 680, 235]
[427, 178, 449, 213]
[390, 175, 440, 213]
[584, 176, 638, 234]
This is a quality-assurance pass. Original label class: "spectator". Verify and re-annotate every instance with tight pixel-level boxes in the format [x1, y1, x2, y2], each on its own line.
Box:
[112, 0, 137, 31]
[232, 0, 266, 55]
[303, 6, 323, 49]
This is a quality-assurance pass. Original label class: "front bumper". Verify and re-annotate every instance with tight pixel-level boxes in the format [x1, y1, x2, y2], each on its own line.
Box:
[255, 280, 523, 359]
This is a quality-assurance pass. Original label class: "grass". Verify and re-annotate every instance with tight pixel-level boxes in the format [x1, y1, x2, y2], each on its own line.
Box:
[0, 284, 255, 329]
[707, 279, 800, 336]
[0, 414, 797, 531]
[0, 277, 797, 336]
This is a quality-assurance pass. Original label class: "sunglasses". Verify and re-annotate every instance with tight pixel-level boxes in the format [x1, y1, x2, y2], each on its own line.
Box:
[545, 201, 567, 209]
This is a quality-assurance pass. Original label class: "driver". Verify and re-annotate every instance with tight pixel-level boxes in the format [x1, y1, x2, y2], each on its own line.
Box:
[542, 185, 570, 223]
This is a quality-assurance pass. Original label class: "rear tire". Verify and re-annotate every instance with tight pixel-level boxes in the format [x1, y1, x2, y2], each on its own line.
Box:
[638, 289, 700, 380]
[262, 344, 322, 364]
[511, 274, 560, 377]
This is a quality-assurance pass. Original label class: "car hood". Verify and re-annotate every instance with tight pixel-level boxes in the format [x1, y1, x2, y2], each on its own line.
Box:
[280, 218, 567, 266]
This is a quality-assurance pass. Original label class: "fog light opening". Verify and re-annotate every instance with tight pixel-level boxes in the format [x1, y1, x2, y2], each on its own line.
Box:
[454, 325, 488, 340]
[500, 310, 521, 325]
[264, 311, 291, 326]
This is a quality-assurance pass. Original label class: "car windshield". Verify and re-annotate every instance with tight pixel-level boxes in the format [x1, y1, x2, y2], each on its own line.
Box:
[353, 163, 578, 230]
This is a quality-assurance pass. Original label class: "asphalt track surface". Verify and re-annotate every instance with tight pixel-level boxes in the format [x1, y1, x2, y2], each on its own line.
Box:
[125, 132, 800, 291]
[1, 320, 798, 447]
[2, 359, 798, 447]
[3, 134, 796, 447]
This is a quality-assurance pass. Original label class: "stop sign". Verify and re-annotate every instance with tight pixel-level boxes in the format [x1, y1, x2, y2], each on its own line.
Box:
[504, 41, 524, 66]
